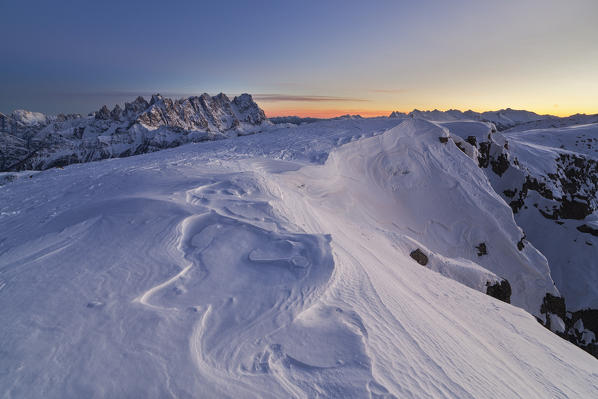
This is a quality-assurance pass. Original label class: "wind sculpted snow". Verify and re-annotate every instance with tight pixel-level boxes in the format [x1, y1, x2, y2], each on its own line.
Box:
[1, 118, 597, 398]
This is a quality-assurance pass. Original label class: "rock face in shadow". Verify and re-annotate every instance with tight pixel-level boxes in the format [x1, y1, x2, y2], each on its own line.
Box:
[486, 280, 511, 303]
[541, 293, 566, 321]
[490, 153, 509, 176]
[409, 249, 428, 266]
[538, 293, 598, 358]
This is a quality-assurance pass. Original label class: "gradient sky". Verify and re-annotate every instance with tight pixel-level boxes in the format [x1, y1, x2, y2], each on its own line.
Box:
[1, 0, 597, 117]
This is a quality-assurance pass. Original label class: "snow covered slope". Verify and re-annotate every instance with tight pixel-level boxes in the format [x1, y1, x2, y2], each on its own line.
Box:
[1, 118, 597, 398]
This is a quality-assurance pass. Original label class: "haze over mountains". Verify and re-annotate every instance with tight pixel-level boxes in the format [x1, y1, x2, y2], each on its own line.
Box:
[1, 94, 598, 397]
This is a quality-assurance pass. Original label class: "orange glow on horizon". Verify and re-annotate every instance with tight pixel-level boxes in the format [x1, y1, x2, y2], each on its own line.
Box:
[262, 105, 598, 119]
[264, 108, 396, 119]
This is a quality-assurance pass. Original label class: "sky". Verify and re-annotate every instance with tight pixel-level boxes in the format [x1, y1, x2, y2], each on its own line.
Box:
[1, 0, 597, 117]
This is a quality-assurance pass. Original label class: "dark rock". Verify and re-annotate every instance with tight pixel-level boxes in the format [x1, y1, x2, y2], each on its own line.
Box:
[559, 199, 592, 220]
[541, 293, 566, 322]
[509, 176, 555, 214]
[466, 136, 477, 146]
[490, 153, 509, 176]
[577, 224, 598, 236]
[476, 242, 487, 256]
[486, 280, 511, 303]
[438, 137, 448, 143]
[409, 249, 428, 266]
[517, 236, 525, 251]
[478, 142, 490, 168]
[571, 309, 598, 337]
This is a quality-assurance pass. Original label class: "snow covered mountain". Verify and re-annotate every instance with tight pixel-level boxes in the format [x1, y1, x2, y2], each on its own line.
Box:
[1, 115, 597, 397]
[0, 93, 269, 171]
[389, 108, 561, 130]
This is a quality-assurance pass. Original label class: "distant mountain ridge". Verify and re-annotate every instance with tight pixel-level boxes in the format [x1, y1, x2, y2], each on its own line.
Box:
[389, 107, 562, 130]
[0, 93, 269, 171]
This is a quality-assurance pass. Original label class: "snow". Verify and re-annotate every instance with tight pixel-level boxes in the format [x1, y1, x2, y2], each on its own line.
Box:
[549, 314, 566, 334]
[1, 117, 597, 397]
[574, 318, 585, 333]
[582, 331, 596, 345]
[403, 108, 554, 129]
[10, 109, 48, 126]
[506, 123, 598, 159]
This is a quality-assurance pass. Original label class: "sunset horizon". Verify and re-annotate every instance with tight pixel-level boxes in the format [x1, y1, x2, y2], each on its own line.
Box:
[2, 1, 598, 397]
[2, 1, 596, 118]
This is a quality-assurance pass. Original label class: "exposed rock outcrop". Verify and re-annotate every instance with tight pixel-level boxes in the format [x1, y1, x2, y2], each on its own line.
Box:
[409, 249, 428, 266]
[485, 280, 511, 303]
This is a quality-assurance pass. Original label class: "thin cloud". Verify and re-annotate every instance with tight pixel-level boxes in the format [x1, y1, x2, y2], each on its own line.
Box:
[253, 94, 368, 103]
[54, 90, 198, 98]
[369, 89, 406, 94]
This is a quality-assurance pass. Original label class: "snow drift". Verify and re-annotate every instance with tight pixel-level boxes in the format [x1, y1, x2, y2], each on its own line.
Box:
[0, 116, 597, 398]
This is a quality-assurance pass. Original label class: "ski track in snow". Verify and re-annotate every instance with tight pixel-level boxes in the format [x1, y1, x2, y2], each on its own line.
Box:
[1, 118, 597, 398]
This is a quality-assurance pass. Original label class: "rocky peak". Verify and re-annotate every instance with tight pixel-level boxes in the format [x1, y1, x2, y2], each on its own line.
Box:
[233, 93, 267, 124]
[110, 104, 122, 121]
[95, 105, 111, 120]
[149, 94, 163, 106]
[124, 96, 150, 118]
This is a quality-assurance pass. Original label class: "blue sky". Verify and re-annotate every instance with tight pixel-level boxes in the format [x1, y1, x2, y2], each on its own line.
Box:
[1, 0, 597, 116]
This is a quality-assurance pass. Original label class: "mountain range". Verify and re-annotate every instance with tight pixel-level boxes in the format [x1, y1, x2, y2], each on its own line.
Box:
[0, 93, 269, 171]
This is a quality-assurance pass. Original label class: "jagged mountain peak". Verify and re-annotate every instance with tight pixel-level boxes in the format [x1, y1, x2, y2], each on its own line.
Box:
[149, 93, 163, 105]
[1, 92, 270, 171]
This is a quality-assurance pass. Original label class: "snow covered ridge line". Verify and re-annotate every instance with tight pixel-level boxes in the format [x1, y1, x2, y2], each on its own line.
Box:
[0, 93, 270, 172]
[389, 107, 598, 131]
